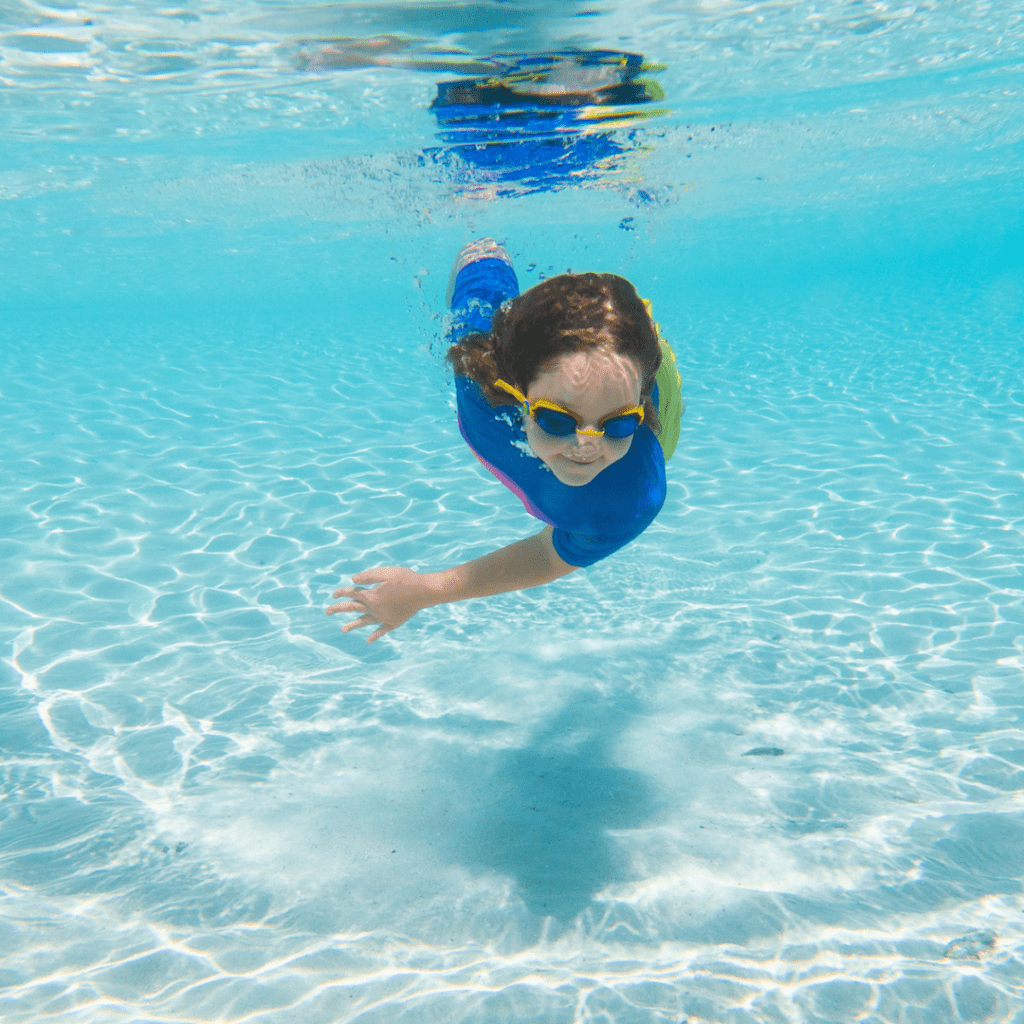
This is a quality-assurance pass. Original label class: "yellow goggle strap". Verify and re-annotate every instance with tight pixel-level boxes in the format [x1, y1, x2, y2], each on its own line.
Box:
[493, 379, 528, 406]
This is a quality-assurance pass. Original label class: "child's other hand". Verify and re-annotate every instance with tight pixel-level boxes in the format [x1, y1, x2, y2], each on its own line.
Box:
[326, 567, 431, 644]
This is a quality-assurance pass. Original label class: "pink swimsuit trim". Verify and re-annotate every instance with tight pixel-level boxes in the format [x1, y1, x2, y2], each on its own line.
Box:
[458, 413, 556, 526]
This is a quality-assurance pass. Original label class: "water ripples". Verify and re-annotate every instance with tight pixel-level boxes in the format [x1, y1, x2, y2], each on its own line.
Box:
[2, 281, 1023, 1020]
[3, 0, 1023, 147]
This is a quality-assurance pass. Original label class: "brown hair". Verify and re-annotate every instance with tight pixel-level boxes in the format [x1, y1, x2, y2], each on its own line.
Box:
[446, 272, 663, 435]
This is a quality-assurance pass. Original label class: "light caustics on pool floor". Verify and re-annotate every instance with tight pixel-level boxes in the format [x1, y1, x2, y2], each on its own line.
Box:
[1, 278, 1023, 1023]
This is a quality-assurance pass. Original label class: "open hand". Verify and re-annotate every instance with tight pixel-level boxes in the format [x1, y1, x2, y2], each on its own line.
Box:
[326, 567, 432, 644]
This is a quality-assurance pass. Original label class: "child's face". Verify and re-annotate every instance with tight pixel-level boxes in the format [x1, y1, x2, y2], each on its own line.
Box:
[523, 348, 642, 487]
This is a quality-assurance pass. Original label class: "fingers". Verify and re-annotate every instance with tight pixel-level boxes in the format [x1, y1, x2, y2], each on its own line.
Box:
[329, 602, 393, 642]
[342, 616, 393, 642]
[351, 566, 398, 586]
[326, 571, 399, 642]
[333, 568, 391, 597]
[366, 624, 393, 644]
[325, 600, 365, 616]
[340, 614, 374, 634]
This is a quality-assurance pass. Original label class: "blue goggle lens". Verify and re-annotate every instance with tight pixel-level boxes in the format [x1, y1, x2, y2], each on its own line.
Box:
[533, 409, 578, 437]
[532, 408, 642, 439]
[602, 414, 643, 438]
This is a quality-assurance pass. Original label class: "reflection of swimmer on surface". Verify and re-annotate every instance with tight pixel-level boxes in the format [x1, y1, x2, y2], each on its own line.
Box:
[430, 51, 666, 196]
[431, 50, 664, 109]
[326, 239, 683, 643]
[299, 44, 665, 197]
[296, 34, 497, 74]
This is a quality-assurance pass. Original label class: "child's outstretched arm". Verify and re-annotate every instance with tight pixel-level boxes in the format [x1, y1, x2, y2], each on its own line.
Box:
[325, 526, 577, 643]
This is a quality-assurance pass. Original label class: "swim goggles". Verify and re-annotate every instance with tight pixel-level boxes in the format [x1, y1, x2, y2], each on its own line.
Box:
[493, 379, 644, 438]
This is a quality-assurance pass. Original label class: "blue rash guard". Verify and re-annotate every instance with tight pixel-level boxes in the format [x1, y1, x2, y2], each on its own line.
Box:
[450, 257, 667, 568]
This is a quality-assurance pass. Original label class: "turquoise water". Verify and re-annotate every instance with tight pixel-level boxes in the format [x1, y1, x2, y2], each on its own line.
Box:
[2, 2, 1024, 1022]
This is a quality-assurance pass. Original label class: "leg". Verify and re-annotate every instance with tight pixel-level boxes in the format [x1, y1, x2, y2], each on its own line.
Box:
[446, 239, 520, 338]
[445, 237, 514, 306]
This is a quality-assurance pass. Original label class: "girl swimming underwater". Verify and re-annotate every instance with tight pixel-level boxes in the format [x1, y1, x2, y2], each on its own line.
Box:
[326, 239, 683, 642]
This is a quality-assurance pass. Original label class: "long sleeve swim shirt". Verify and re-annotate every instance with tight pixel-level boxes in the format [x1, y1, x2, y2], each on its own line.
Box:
[450, 256, 668, 568]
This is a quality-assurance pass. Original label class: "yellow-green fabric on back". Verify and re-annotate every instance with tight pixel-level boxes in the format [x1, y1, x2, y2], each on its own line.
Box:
[643, 299, 683, 462]
[655, 338, 683, 462]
